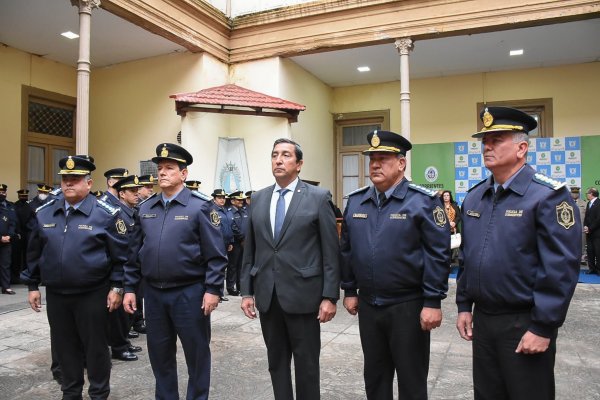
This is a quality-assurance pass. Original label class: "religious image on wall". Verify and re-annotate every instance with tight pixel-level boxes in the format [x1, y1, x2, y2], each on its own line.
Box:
[214, 137, 252, 194]
[453, 137, 581, 205]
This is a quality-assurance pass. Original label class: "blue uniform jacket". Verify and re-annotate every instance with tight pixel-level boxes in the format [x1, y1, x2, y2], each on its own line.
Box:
[21, 194, 128, 293]
[211, 203, 234, 248]
[124, 188, 228, 295]
[340, 179, 450, 308]
[456, 165, 582, 337]
[231, 206, 247, 242]
[0, 201, 17, 240]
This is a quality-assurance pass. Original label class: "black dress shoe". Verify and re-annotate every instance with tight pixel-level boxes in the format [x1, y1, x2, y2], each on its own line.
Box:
[112, 351, 138, 361]
[128, 345, 142, 353]
[1, 289, 16, 295]
[133, 322, 147, 334]
[127, 330, 139, 339]
[219, 296, 228, 302]
[226, 288, 237, 296]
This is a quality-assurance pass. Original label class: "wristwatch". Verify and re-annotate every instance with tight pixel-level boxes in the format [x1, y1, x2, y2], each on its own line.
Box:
[111, 287, 124, 296]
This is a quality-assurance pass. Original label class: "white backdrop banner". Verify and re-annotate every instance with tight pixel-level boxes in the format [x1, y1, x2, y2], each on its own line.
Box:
[214, 138, 252, 193]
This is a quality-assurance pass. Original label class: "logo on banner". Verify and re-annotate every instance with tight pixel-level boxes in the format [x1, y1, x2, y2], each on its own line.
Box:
[551, 165, 566, 179]
[537, 152, 550, 165]
[455, 155, 468, 168]
[468, 142, 481, 154]
[551, 138, 565, 151]
[219, 162, 242, 193]
[566, 150, 581, 164]
[424, 166, 439, 183]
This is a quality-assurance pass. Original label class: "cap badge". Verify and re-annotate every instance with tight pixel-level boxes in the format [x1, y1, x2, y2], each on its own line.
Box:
[134, 176, 139, 184]
[161, 145, 169, 157]
[371, 132, 381, 148]
[66, 157, 75, 170]
[482, 108, 494, 128]
[149, 175, 154, 182]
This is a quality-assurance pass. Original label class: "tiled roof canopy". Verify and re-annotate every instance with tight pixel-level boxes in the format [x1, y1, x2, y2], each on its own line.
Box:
[170, 84, 306, 123]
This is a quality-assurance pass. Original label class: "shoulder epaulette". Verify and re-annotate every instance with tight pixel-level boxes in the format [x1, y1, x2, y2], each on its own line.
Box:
[408, 183, 437, 197]
[343, 186, 369, 199]
[533, 173, 566, 191]
[191, 191, 212, 201]
[467, 178, 488, 192]
[138, 192, 157, 207]
[96, 199, 120, 216]
[35, 199, 57, 213]
[50, 188, 62, 196]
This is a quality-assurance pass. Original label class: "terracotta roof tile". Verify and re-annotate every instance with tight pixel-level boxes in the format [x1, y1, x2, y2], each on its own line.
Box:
[170, 84, 306, 111]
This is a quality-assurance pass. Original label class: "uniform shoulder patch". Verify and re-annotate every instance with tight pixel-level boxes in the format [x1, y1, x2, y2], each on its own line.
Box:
[138, 192, 157, 207]
[35, 199, 57, 213]
[344, 186, 369, 199]
[96, 199, 119, 216]
[209, 209, 221, 227]
[556, 201, 576, 229]
[191, 191, 212, 201]
[408, 183, 437, 197]
[467, 178, 487, 192]
[533, 173, 566, 191]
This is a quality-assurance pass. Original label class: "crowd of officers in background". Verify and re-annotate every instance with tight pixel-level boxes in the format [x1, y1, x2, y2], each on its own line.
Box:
[0, 178, 254, 299]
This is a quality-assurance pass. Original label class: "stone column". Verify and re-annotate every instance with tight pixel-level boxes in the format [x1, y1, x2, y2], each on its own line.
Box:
[395, 37, 414, 179]
[70, 0, 100, 155]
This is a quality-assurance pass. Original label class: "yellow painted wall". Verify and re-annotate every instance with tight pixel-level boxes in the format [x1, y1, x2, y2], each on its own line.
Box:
[228, 57, 334, 191]
[0, 45, 76, 200]
[90, 51, 221, 191]
[280, 58, 334, 191]
[332, 62, 600, 144]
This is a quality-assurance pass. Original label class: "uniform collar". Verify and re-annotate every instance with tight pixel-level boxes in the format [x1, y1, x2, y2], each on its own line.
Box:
[360, 178, 409, 204]
[479, 164, 534, 200]
[151, 186, 190, 208]
[57, 194, 94, 216]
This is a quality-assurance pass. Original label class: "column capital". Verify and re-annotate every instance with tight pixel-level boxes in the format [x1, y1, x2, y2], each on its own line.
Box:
[394, 37, 414, 55]
[70, 0, 101, 13]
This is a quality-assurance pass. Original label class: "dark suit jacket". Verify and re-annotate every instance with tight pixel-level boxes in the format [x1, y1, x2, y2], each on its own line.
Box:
[240, 179, 340, 314]
[584, 198, 600, 238]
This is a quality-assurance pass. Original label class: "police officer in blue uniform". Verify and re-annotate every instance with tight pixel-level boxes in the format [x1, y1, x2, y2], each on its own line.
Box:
[107, 174, 144, 361]
[211, 189, 234, 252]
[456, 107, 582, 400]
[101, 168, 129, 208]
[13, 189, 35, 281]
[137, 174, 157, 202]
[210, 189, 234, 302]
[227, 190, 247, 295]
[0, 184, 18, 295]
[28, 184, 53, 211]
[21, 155, 129, 400]
[340, 130, 450, 400]
[123, 143, 228, 400]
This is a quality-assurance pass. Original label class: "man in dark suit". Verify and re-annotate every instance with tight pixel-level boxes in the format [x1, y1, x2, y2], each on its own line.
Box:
[240, 138, 340, 400]
[584, 187, 600, 274]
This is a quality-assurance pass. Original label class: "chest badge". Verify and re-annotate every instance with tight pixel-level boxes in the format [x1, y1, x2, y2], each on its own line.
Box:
[352, 213, 368, 219]
[2, 216, 7, 222]
[210, 209, 221, 227]
[556, 201, 575, 229]
[433, 206, 447, 227]
[466, 210, 480, 218]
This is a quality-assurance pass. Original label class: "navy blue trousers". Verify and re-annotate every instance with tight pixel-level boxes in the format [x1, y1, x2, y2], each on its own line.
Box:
[145, 282, 212, 400]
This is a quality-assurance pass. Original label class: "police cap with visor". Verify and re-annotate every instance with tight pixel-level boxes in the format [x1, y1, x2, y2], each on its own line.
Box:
[472, 106, 537, 138]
